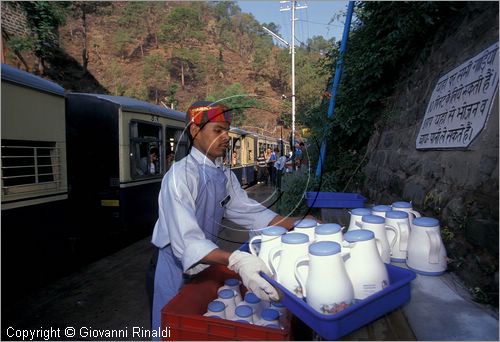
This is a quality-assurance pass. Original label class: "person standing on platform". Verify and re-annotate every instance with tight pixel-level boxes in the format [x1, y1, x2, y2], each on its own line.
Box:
[148, 100, 319, 339]
[256, 151, 267, 184]
[267, 147, 277, 186]
[274, 152, 287, 190]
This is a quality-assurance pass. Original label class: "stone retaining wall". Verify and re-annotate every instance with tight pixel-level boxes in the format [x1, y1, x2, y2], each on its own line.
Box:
[1, 2, 30, 37]
[361, 2, 498, 299]
[362, 2, 498, 254]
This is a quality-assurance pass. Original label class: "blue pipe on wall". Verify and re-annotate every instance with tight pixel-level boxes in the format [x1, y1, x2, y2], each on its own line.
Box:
[315, 0, 355, 178]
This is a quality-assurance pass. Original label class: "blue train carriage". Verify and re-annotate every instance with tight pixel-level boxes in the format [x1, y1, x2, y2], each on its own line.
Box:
[227, 127, 257, 186]
[65, 93, 187, 239]
[257, 133, 281, 155]
[1, 64, 68, 293]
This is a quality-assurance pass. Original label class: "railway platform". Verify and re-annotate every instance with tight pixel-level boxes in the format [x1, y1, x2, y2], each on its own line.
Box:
[2, 183, 498, 341]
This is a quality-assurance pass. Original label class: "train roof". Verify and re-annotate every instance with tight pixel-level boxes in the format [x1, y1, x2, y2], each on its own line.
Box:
[1, 63, 65, 97]
[67, 93, 186, 120]
[230, 126, 250, 135]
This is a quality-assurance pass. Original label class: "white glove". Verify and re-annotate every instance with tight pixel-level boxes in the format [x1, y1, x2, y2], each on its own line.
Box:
[228, 250, 279, 301]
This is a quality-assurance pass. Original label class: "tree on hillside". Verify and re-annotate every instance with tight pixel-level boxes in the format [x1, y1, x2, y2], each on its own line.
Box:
[68, 1, 112, 73]
[207, 83, 263, 127]
[233, 12, 261, 57]
[159, 6, 205, 88]
[18, 1, 68, 74]
[210, 1, 241, 60]
[142, 53, 170, 104]
[306, 35, 333, 55]
[168, 48, 204, 87]
[118, 2, 165, 57]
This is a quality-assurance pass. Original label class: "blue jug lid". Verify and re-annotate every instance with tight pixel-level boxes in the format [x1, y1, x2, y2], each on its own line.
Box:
[294, 218, 317, 228]
[385, 210, 409, 219]
[413, 217, 439, 227]
[224, 278, 239, 286]
[362, 214, 385, 224]
[309, 241, 341, 256]
[372, 205, 392, 212]
[315, 223, 342, 235]
[261, 308, 280, 321]
[235, 305, 253, 318]
[218, 289, 235, 299]
[208, 300, 225, 312]
[344, 229, 375, 242]
[282, 232, 309, 244]
[262, 226, 287, 236]
[271, 300, 284, 308]
[351, 208, 372, 216]
[392, 201, 412, 208]
[244, 292, 261, 304]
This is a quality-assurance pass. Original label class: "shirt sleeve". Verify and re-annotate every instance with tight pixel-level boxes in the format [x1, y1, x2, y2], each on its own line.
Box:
[223, 170, 278, 232]
[152, 164, 218, 272]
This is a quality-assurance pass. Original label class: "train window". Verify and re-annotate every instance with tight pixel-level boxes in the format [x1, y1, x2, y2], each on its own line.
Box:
[231, 137, 241, 166]
[246, 139, 254, 164]
[165, 127, 188, 167]
[130, 121, 162, 179]
[1, 139, 62, 195]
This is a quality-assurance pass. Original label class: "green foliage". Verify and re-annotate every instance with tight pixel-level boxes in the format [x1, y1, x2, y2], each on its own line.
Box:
[304, 1, 466, 189]
[165, 83, 180, 108]
[306, 35, 332, 55]
[141, 53, 171, 103]
[19, 1, 68, 59]
[118, 2, 149, 27]
[170, 48, 204, 84]
[159, 6, 205, 47]
[68, 1, 112, 19]
[112, 29, 133, 59]
[106, 58, 126, 95]
[123, 84, 148, 101]
[206, 83, 263, 127]
[275, 170, 338, 217]
[5, 35, 34, 53]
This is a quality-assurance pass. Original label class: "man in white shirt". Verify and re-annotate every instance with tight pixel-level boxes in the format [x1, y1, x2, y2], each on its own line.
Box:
[274, 152, 287, 190]
[150, 100, 317, 336]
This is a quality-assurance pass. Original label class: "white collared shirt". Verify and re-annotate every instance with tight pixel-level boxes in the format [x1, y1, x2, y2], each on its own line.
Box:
[151, 147, 277, 272]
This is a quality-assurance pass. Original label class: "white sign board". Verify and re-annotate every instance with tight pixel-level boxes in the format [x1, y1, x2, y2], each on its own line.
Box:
[416, 42, 499, 149]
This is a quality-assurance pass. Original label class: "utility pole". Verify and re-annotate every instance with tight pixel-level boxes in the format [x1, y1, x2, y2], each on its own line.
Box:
[280, 1, 306, 158]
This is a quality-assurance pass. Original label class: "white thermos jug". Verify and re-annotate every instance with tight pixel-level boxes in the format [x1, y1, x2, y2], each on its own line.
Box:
[406, 217, 447, 275]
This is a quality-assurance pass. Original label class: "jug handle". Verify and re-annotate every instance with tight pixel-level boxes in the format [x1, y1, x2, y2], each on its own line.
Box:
[268, 246, 282, 278]
[355, 221, 363, 229]
[410, 209, 421, 219]
[426, 230, 441, 264]
[248, 236, 261, 256]
[294, 255, 309, 298]
[341, 241, 352, 261]
[375, 238, 383, 257]
[397, 221, 410, 251]
[385, 224, 399, 250]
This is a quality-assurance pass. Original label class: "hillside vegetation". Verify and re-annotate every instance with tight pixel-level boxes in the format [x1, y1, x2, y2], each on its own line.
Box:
[2, 1, 333, 138]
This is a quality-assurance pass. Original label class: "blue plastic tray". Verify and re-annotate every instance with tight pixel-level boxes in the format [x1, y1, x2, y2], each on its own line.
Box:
[305, 192, 367, 208]
[261, 264, 416, 340]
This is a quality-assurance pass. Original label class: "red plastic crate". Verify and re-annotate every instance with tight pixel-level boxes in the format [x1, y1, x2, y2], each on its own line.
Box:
[161, 264, 291, 341]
